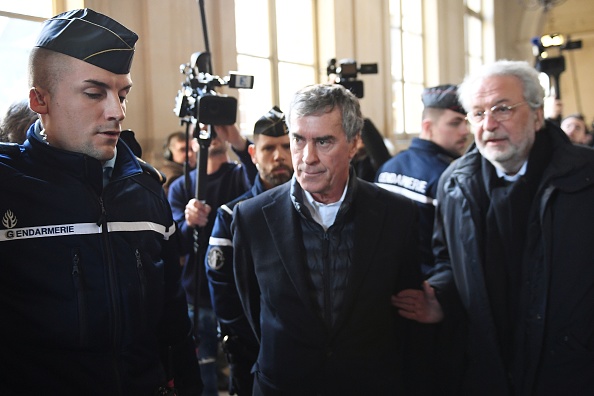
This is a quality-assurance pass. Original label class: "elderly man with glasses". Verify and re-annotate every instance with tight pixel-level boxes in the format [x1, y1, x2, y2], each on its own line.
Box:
[392, 60, 594, 396]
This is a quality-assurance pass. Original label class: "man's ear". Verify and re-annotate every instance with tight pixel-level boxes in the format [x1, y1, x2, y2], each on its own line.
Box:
[29, 87, 48, 114]
[534, 107, 545, 131]
[348, 134, 360, 160]
[421, 118, 433, 139]
[248, 143, 257, 164]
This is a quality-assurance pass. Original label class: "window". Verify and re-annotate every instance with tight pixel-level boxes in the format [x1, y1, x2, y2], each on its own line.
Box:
[0, 2, 86, 118]
[234, 0, 317, 133]
[0, 1, 53, 18]
[0, 2, 51, 116]
[464, 0, 484, 76]
[389, 0, 425, 136]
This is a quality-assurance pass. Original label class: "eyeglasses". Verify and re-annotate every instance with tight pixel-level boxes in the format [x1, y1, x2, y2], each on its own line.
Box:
[466, 102, 526, 126]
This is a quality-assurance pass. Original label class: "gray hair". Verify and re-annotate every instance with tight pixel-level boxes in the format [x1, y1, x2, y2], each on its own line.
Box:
[286, 84, 363, 142]
[458, 60, 545, 111]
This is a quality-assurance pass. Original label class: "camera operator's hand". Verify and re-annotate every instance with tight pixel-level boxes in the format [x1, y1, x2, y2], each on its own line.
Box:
[185, 198, 211, 228]
[213, 124, 248, 152]
[544, 96, 563, 120]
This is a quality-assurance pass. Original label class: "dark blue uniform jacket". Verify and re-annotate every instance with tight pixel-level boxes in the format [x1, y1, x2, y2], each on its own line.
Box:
[167, 145, 257, 309]
[0, 126, 200, 395]
[375, 138, 458, 275]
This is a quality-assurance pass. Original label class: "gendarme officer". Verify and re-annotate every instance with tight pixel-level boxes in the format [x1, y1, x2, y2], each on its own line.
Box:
[0, 9, 202, 395]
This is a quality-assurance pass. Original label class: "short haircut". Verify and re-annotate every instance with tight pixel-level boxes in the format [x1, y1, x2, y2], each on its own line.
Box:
[562, 113, 586, 124]
[458, 60, 544, 112]
[287, 84, 363, 142]
[166, 131, 186, 147]
[28, 47, 73, 94]
[422, 107, 447, 122]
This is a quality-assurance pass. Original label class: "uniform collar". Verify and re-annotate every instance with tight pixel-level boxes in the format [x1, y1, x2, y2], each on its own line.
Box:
[25, 123, 142, 194]
[411, 137, 461, 160]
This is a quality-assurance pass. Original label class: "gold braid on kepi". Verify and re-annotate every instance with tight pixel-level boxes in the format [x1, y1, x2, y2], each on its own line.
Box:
[35, 8, 138, 74]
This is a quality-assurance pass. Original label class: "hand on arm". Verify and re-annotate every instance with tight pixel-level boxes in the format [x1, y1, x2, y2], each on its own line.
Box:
[391, 281, 444, 324]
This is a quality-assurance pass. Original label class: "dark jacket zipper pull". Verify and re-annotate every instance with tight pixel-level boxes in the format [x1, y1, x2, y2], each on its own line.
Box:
[97, 197, 107, 226]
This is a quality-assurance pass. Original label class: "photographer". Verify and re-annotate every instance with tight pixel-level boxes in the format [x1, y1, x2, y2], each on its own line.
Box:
[167, 122, 257, 396]
[160, 131, 197, 196]
[560, 113, 592, 145]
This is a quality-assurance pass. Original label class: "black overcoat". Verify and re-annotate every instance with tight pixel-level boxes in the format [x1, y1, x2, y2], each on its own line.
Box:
[233, 177, 425, 395]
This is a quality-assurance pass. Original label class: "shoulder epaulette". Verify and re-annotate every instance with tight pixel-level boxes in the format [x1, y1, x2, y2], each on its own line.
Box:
[136, 157, 166, 185]
[219, 195, 250, 216]
[0, 142, 22, 157]
[220, 204, 233, 216]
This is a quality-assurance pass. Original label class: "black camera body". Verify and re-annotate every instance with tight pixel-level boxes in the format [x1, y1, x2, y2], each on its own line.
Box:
[327, 58, 378, 98]
[174, 52, 253, 125]
[531, 35, 582, 99]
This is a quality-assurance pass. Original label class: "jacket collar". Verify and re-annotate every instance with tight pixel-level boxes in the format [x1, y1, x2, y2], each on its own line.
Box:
[25, 123, 143, 193]
[290, 167, 358, 222]
[250, 174, 266, 197]
[410, 137, 461, 161]
[449, 120, 594, 196]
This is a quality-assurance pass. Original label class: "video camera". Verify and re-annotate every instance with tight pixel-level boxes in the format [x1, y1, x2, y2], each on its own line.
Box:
[531, 34, 582, 99]
[174, 51, 254, 125]
[327, 58, 378, 98]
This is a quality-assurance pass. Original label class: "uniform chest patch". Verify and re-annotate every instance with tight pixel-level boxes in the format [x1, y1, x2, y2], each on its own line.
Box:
[2, 210, 17, 229]
[207, 247, 225, 270]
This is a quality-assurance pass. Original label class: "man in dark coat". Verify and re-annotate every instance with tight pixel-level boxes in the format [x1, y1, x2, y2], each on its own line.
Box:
[233, 84, 429, 395]
[394, 60, 594, 396]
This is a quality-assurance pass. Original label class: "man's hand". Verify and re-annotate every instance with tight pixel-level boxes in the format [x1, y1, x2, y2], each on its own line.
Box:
[185, 198, 211, 228]
[214, 124, 247, 151]
[391, 281, 444, 323]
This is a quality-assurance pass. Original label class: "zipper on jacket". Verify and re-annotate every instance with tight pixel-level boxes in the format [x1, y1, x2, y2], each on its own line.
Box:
[322, 231, 332, 326]
[135, 248, 147, 328]
[72, 249, 88, 346]
[98, 196, 124, 394]
[97, 196, 107, 227]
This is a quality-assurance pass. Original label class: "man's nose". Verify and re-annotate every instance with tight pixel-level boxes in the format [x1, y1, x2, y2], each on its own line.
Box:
[302, 141, 318, 164]
[482, 111, 499, 130]
[106, 94, 125, 121]
[460, 123, 471, 136]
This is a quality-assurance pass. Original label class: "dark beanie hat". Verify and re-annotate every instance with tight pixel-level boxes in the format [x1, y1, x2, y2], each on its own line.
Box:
[254, 106, 289, 137]
[35, 8, 138, 74]
[422, 84, 465, 115]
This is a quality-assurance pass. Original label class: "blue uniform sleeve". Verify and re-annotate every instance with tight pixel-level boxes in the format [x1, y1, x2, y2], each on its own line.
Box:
[167, 176, 195, 256]
[232, 140, 257, 189]
[205, 205, 258, 345]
